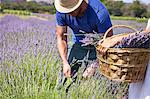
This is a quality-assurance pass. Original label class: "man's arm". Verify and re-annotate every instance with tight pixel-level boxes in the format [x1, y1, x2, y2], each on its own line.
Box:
[56, 25, 71, 77]
[56, 25, 68, 64]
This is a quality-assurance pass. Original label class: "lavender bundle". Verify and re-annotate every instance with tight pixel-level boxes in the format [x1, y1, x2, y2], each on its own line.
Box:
[80, 33, 103, 46]
[114, 31, 150, 48]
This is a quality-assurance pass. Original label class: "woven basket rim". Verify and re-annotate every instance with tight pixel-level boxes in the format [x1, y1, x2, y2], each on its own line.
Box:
[97, 48, 150, 53]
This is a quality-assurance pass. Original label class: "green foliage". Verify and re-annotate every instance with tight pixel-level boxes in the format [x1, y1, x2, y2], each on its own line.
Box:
[3, 9, 31, 15]
[110, 16, 148, 23]
[1, 1, 56, 14]
[100, 0, 105, 3]
[129, 0, 147, 17]
[120, 4, 131, 16]
[0, 4, 2, 12]
[104, 0, 125, 16]
[143, 12, 150, 18]
[101, 0, 149, 18]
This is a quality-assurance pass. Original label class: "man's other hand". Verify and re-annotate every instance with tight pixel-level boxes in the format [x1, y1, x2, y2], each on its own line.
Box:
[97, 35, 123, 54]
[63, 62, 71, 78]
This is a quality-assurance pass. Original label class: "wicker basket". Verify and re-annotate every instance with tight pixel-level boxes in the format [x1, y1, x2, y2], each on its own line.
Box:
[96, 25, 150, 83]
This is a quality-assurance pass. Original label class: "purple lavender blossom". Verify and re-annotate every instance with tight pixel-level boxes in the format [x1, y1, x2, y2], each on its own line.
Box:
[115, 32, 150, 48]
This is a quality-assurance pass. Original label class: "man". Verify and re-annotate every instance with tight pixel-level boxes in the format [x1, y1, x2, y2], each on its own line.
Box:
[55, 0, 113, 90]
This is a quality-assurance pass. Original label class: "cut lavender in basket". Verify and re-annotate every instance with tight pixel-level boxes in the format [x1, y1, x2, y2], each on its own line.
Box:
[114, 31, 150, 48]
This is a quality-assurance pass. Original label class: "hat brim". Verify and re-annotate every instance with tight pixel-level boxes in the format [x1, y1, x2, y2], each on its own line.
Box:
[55, 0, 88, 13]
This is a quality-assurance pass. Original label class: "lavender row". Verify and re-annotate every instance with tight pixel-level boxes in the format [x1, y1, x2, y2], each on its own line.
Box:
[0, 15, 58, 62]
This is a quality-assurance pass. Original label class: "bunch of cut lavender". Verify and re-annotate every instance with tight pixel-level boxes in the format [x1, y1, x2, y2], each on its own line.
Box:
[115, 31, 150, 48]
[79, 33, 103, 46]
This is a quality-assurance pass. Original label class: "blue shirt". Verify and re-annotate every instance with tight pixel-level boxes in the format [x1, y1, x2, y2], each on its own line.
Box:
[56, 0, 112, 44]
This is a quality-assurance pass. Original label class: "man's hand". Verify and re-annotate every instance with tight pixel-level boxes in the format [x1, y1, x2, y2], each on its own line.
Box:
[97, 39, 117, 54]
[82, 61, 98, 79]
[63, 62, 71, 78]
[97, 35, 124, 54]
[82, 66, 96, 78]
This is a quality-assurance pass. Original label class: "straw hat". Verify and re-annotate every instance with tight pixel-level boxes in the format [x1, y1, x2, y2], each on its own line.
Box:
[55, 0, 88, 13]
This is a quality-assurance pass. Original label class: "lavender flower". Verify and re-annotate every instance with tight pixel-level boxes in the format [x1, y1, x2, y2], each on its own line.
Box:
[115, 31, 150, 48]
[79, 33, 103, 46]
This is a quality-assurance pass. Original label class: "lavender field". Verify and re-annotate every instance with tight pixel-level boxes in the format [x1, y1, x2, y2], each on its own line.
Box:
[0, 14, 147, 99]
[0, 15, 60, 98]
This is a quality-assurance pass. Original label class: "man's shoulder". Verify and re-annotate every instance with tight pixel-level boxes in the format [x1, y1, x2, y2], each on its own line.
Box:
[56, 11, 66, 18]
[89, 0, 106, 12]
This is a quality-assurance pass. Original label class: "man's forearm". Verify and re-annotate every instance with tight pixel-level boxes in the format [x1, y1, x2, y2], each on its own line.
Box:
[57, 36, 68, 64]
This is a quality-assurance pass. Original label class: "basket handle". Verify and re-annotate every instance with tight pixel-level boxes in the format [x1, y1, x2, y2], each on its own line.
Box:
[102, 25, 138, 41]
